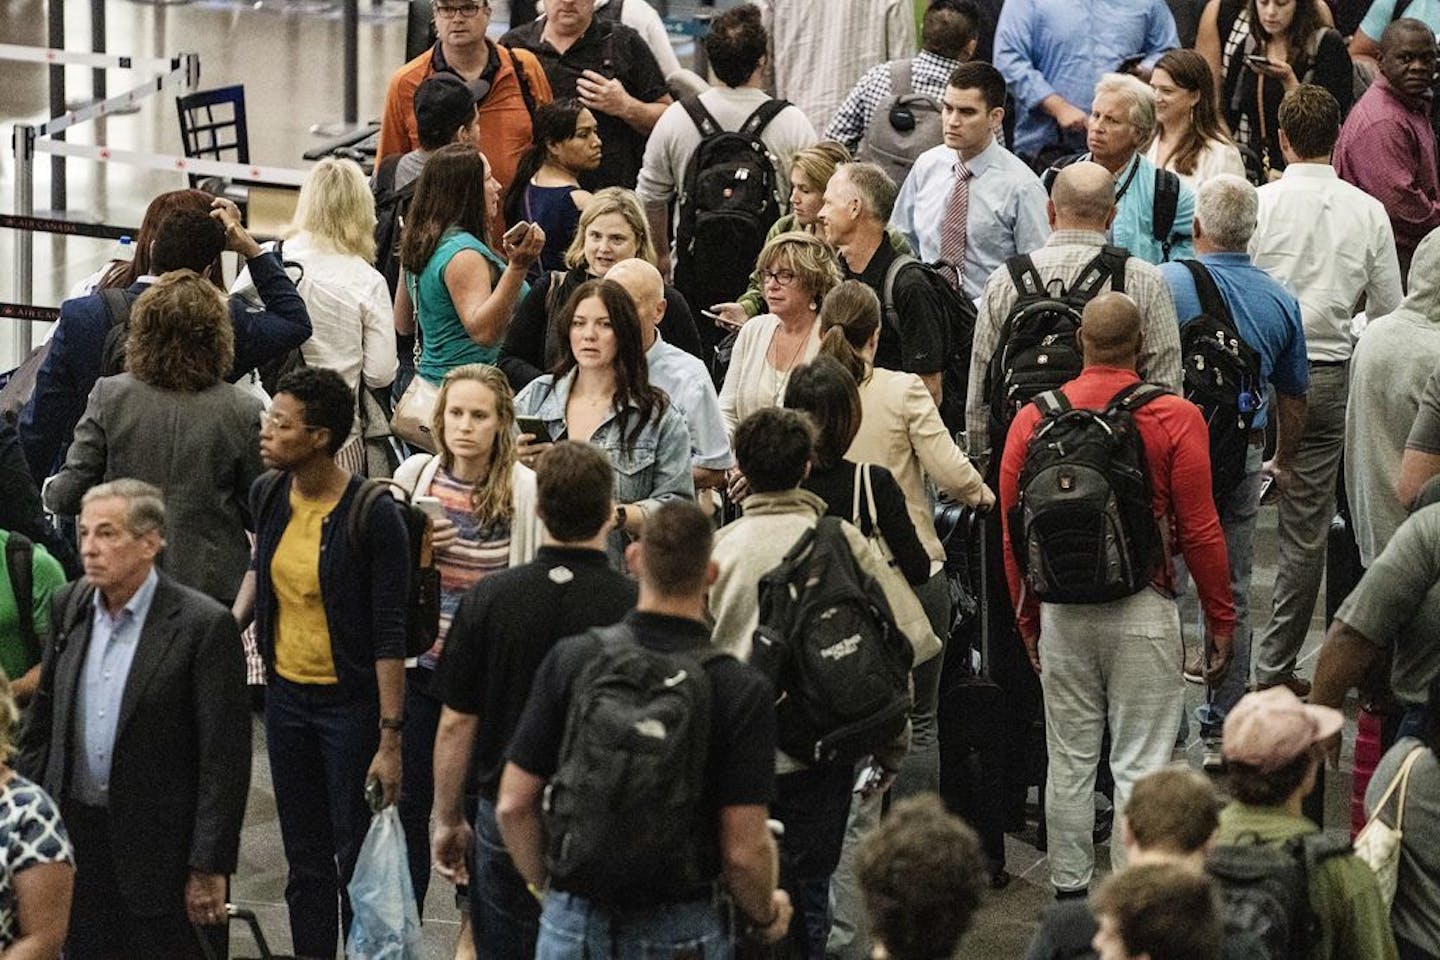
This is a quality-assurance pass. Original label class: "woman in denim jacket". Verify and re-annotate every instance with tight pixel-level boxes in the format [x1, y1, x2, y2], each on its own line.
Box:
[514, 278, 693, 561]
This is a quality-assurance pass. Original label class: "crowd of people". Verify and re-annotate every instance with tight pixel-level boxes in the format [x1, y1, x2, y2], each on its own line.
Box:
[2, 0, 1440, 957]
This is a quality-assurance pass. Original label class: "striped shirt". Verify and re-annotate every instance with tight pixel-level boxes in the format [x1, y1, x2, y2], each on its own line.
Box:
[422, 467, 511, 670]
[824, 50, 963, 153]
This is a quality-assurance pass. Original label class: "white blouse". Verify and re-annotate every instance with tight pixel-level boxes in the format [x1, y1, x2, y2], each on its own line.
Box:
[1146, 136, 1247, 190]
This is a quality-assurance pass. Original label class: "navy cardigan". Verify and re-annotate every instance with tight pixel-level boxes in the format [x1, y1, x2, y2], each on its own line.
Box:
[250, 472, 410, 701]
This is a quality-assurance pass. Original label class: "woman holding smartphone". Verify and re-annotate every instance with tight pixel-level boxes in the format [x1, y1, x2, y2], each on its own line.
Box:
[513, 278, 693, 559]
[392, 363, 543, 919]
[395, 144, 546, 385]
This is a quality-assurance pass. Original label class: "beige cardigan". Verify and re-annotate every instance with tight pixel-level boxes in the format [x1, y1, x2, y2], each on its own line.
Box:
[847, 366, 993, 565]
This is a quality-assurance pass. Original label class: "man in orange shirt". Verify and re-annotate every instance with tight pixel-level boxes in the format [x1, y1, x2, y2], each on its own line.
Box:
[376, 0, 552, 192]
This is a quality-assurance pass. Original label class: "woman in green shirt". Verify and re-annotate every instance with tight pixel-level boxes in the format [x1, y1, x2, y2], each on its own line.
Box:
[395, 143, 546, 384]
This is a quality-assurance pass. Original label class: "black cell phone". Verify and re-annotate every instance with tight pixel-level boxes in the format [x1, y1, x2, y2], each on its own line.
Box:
[516, 417, 551, 443]
[1245, 54, 1272, 67]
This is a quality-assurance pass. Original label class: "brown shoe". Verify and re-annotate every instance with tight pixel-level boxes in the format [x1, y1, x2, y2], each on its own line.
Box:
[1183, 650, 1204, 684]
[1256, 674, 1312, 698]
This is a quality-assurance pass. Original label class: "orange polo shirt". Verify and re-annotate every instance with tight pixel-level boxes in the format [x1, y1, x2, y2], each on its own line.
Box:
[376, 40, 553, 193]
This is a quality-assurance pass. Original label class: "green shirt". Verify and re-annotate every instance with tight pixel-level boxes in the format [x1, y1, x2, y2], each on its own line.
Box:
[1216, 803, 1398, 960]
[409, 227, 527, 385]
[0, 530, 67, 682]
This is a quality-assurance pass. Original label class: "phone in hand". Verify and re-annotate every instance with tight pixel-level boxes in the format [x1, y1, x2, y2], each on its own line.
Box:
[413, 495, 445, 520]
[702, 308, 741, 332]
[502, 221, 533, 245]
[1245, 54, 1273, 67]
[516, 417, 551, 444]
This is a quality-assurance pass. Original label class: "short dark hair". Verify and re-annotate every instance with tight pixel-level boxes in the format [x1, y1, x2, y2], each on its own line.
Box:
[783, 356, 861, 471]
[275, 367, 355, 457]
[1124, 767, 1220, 855]
[535, 441, 614, 542]
[857, 794, 989, 960]
[1226, 748, 1317, 807]
[638, 502, 713, 596]
[949, 61, 1006, 112]
[704, 3, 768, 87]
[1278, 84, 1341, 160]
[1092, 864, 1223, 960]
[923, 0, 981, 60]
[734, 407, 813, 493]
[149, 208, 226, 274]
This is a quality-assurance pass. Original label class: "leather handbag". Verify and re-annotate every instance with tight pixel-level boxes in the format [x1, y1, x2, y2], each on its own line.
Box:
[852, 462, 941, 667]
[389, 374, 439, 454]
[1354, 745, 1425, 909]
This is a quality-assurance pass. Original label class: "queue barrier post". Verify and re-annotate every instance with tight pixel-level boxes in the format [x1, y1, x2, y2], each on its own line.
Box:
[13, 124, 37, 359]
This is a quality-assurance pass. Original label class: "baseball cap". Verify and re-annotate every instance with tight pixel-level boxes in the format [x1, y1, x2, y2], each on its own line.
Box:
[1221, 686, 1343, 773]
[414, 73, 489, 145]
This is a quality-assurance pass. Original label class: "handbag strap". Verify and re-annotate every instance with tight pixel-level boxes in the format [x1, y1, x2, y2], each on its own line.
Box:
[1363, 746, 1427, 833]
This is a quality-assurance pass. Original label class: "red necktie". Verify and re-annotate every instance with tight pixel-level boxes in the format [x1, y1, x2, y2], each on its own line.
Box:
[938, 157, 971, 292]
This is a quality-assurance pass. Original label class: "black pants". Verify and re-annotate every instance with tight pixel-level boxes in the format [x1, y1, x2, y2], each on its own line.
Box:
[772, 763, 854, 960]
[63, 802, 213, 960]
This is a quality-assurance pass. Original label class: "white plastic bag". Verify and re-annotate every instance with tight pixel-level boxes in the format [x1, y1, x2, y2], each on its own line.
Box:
[346, 806, 423, 959]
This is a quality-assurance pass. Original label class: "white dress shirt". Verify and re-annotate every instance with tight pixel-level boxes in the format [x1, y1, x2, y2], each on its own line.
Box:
[891, 138, 1051, 300]
[1144, 136, 1246, 190]
[1249, 163, 1403, 362]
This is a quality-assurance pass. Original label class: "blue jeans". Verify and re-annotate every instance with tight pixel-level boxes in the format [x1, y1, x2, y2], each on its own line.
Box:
[535, 891, 729, 960]
[400, 666, 442, 912]
[265, 676, 378, 959]
[470, 796, 541, 960]
[1195, 442, 1265, 739]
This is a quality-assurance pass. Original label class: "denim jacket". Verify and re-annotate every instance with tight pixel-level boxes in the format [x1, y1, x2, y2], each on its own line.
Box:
[514, 370, 695, 513]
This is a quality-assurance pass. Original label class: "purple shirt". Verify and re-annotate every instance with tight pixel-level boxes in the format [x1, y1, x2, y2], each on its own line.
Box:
[1335, 76, 1440, 260]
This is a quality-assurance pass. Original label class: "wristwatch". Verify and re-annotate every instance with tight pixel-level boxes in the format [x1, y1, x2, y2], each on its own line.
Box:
[379, 716, 405, 732]
[615, 505, 628, 530]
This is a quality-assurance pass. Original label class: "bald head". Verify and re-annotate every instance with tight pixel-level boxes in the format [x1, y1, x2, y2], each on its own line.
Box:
[1050, 162, 1117, 231]
[1079, 292, 1143, 369]
[606, 258, 666, 342]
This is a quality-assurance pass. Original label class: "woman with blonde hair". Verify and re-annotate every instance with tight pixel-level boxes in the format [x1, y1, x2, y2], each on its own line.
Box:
[0, 668, 74, 957]
[818, 279, 992, 797]
[234, 156, 399, 473]
[44, 271, 265, 608]
[392, 362, 542, 916]
[500, 187, 704, 390]
[719, 231, 841, 438]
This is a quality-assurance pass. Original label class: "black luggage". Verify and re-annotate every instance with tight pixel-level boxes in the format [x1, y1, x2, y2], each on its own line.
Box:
[197, 905, 298, 960]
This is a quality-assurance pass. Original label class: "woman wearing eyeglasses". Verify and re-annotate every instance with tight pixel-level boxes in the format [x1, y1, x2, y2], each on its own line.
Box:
[718, 231, 841, 439]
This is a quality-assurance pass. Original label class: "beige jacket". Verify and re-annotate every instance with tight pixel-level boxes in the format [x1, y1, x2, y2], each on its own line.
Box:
[848, 366, 993, 565]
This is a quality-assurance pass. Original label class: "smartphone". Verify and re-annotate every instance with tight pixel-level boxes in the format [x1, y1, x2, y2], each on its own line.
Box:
[702, 308, 740, 331]
[413, 495, 445, 520]
[502, 220, 532, 245]
[1258, 474, 1276, 504]
[1245, 54, 1272, 67]
[516, 417, 551, 443]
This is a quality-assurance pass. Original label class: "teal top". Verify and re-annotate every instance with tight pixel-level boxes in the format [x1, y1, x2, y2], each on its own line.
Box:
[410, 227, 527, 384]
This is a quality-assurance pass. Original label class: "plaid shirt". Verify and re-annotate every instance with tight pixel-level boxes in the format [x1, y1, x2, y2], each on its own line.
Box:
[965, 229, 1184, 458]
[824, 50, 963, 152]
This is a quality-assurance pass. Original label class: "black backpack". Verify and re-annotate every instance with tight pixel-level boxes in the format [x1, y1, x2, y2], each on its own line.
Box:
[543, 623, 727, 907]
[985, 246, 1127, 457]
[1178, 260, 1262, 507]
[253, 471, 440, 659]
[672, 97, 790, 341]
[373, 154, 418, 299]
[751, 516, 913, 765]
[4, 533, 41, 668]
[880, 254, 978, 432]
[96, 288, 138, 379]
[1207, 832, 1354, 960]
[1009, 381, 1167, 604]
[1041, 155, 1181, 261]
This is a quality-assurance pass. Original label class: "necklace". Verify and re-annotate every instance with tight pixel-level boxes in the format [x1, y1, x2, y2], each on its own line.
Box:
[770, 317, 813, 404]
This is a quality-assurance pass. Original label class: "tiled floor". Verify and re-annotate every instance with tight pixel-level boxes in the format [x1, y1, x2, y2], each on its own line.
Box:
[0, 2, 1355, 955]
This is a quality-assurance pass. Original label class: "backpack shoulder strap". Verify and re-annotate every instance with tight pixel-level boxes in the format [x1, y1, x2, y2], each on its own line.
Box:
[890, 58, 913, 97]
[882, 254, 919, 320]
[374, 153, 401, 196]
[5, 533, 37, 664]
[1108, 380, 1169, 415]
[1071, 246, 1128, 300]
[680, 95, 722, 139]
[740, 98, 791, 138]
[1152, 168, 1180, 259]
[1005, 253, 1047, 299]
[251, 469, 287, 529]
[56, 579, 97, 657]
[348, 478, 397, 552]
[1034, 389, 1071, 418]
[544, 269, 568, 318]
[1179, 259, 1236, 331]
[99, 287, 133, 329]
[507, 46, 538, 120]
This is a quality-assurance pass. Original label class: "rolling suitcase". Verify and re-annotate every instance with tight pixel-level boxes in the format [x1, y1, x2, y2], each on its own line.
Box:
[197, 905, 298, 960]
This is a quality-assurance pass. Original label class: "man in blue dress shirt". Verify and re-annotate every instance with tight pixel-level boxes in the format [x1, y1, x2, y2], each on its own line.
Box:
[891, 61, 1050, 301]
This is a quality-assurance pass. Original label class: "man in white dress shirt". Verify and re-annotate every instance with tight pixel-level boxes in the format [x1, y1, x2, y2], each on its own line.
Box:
[891, 61, 1050, 300]
[1249, 84, 1404, 696]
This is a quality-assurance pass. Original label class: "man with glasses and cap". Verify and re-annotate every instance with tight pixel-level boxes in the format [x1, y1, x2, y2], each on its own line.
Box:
[377, 0, 553, 192]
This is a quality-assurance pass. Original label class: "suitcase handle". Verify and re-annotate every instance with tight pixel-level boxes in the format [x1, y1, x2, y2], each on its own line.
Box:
[195, 904, 276, 960]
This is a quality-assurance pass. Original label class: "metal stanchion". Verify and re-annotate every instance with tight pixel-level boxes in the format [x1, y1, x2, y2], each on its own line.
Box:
[91, 0, 107, 101]
[343, 0, 358, 125]
[48, 0, 66, 213]
[13, 125, 37, 359]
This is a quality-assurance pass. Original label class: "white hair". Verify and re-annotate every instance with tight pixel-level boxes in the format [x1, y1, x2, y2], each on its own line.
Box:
[1093, 72, 1158, 147]
[1194, 174, 1258, 251]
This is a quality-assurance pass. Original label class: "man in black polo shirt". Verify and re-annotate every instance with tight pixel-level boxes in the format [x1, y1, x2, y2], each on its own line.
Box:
[819, 160, 949, 412]
[431, 441, 637, 956]
[501, 0, 671, 190]
[497, 500, 791, 958]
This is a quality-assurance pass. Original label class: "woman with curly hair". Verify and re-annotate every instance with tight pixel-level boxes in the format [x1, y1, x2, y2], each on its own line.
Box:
[43, 270, 266, 607]
[390, 363, 543, 913]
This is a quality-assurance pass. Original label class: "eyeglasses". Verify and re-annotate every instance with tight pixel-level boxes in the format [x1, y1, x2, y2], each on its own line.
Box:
[261, 412, 319, 432]
[761, 269, 798, 287]
[433, 2, 485, 18]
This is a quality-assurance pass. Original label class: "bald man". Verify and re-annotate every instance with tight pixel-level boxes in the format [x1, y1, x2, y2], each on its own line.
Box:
[966, 161, 1184, 464]
[998, 291, 1233, 900]
[607, 258, 734, 490]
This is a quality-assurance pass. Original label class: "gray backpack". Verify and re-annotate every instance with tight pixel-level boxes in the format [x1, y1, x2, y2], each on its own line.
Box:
[857, 60, 944, 188]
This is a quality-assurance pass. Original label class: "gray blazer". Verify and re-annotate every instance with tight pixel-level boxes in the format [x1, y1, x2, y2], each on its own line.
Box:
[44, 373, 265, 604]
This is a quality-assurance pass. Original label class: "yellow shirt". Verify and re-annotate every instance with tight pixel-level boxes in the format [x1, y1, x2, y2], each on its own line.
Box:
[272, 489, 340, 684]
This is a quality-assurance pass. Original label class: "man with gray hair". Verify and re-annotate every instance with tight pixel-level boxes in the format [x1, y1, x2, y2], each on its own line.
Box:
[1158, 174, 1310, 767]
[1048, 73, 1194, 265]
[18, 478, 250, 959]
